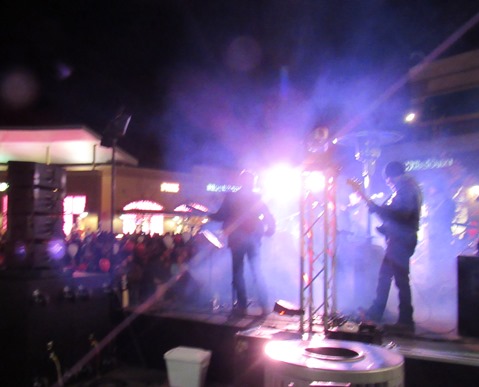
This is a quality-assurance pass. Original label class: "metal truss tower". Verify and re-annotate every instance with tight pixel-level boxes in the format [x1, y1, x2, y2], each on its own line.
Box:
[299, 164, 338, 336]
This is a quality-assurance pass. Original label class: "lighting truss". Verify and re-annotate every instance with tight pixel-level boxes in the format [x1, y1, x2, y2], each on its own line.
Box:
[299, 166, 338, 336]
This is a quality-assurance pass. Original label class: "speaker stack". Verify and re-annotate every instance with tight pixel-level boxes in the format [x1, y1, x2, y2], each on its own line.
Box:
[0, 162, 114, 386]
[5, 161, 67, 270]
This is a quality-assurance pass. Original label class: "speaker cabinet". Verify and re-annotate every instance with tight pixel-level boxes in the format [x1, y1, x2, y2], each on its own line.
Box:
[8, 214, 64, 241]
[5, 161, 66, 270]
[8, 187, 64, 215]
[457, 255, 479, 338]
[7, 161, 66, 190]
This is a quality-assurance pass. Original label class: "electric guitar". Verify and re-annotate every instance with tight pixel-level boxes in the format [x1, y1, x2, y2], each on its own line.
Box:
[346, 178, 388, 237]
[346, 178, 372, 204]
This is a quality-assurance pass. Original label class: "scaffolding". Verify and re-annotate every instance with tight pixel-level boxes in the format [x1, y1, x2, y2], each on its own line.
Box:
[299, 164, 338, 336]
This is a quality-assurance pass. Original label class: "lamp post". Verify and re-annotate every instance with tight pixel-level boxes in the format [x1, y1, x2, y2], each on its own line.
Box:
[100, 110, 131, 233]
[111, 137, 118, 233]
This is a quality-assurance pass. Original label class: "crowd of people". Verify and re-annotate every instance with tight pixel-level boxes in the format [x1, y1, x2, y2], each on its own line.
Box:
[64, 230, 204, 308]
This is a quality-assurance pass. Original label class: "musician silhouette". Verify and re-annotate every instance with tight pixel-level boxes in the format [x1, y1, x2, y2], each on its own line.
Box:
[209, 170, 275, 317]
[364, 161, 423, 334]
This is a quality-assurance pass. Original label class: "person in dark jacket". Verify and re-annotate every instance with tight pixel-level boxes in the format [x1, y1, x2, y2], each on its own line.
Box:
[210, 170, 275, 317]
[365, 161, 423, 333]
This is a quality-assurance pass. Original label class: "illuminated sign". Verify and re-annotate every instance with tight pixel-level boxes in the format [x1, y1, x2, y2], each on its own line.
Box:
[405, 158, 454, 171]
[206, 183, 240, 193]
[161, 182, 180, 193]
[123, 200, 164, 211]
[174, 203, 209, 213]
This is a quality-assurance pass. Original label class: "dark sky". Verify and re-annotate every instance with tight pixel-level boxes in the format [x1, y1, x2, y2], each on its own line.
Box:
[1, 0, 478, 171]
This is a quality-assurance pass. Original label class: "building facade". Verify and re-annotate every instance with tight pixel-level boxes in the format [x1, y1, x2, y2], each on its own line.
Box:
[0, 127, 238, 238]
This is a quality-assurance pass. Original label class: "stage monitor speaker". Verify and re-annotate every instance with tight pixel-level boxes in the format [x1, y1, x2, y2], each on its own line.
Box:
[457, 255, 479, 338]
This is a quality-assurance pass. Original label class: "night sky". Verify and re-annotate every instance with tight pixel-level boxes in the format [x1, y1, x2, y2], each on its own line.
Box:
[1, 1, 478, 171]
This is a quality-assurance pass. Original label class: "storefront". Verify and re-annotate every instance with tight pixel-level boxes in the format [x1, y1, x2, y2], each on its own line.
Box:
[0, 127, 237, 239]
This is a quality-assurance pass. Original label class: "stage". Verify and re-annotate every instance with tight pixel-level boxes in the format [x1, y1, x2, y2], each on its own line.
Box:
[111, 302, 479, 387]
[1, 268, 479, 386]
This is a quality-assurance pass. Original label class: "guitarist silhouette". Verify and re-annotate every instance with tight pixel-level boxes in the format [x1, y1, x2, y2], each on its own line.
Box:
[348, 161, 422, 335]
[347, 178, 390, 237]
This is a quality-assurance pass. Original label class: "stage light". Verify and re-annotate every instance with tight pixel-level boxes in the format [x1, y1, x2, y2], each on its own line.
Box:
[306, 126, 329, 154]
[47, 238, 66, 261]
[304, 170, 325, 193]
[261, 163, 301, 202]
[273, 299, 304, 316]
[264, 340, 290, 360]
[404, 111, 417, 123]
[468, 185, 479, 199]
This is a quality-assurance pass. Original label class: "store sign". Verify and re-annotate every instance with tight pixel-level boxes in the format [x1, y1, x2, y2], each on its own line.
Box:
[123, 200, 164, 211]
[161, 182, 180, 193]
[174, 203, 209, 213]
[405, 157, 454, 171]
[206, 183, 240, 193]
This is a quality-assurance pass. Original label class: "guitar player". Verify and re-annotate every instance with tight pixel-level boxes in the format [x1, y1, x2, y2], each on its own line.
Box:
[350, 161, 423, 334]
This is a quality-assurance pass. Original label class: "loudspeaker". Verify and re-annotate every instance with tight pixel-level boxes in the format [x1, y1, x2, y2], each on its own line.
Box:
[457, 255, 479, 338]
[8, 214, 64, 240]
[5, 161, 67, 270]
[7, 187, 64, 215]
[7, 161, 66, 190]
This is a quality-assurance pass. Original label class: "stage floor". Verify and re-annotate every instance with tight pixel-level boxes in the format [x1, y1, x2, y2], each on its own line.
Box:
[75, 302, 479, 387]
[124, 303, 479, 364]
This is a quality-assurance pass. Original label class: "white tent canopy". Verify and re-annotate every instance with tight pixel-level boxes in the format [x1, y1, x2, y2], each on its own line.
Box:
[0, 125, 138, 166]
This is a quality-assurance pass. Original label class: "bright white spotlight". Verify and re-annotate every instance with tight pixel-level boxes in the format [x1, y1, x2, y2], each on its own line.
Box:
[404, 112, 416, 123]
[304, 171, 325, 193]
[261, 163, 301, 202]
[468, 185, 479, 199]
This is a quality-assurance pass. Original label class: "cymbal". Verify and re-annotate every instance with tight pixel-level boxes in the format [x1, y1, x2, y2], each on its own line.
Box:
[334, 130, 403, 147]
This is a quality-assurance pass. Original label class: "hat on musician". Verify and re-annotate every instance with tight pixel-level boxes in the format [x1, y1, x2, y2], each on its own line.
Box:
[383, 161, 405, 179]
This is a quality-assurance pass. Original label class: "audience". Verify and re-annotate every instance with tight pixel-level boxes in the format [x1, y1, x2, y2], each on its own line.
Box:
[62, 230, 200, 307]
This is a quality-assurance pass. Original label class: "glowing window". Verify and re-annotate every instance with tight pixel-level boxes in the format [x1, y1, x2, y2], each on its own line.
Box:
[64, 196, 87, 215]
[63, 195, 87, 236]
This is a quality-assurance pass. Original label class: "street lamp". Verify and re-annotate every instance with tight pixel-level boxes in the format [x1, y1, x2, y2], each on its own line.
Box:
[100, 109, 131, 233]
